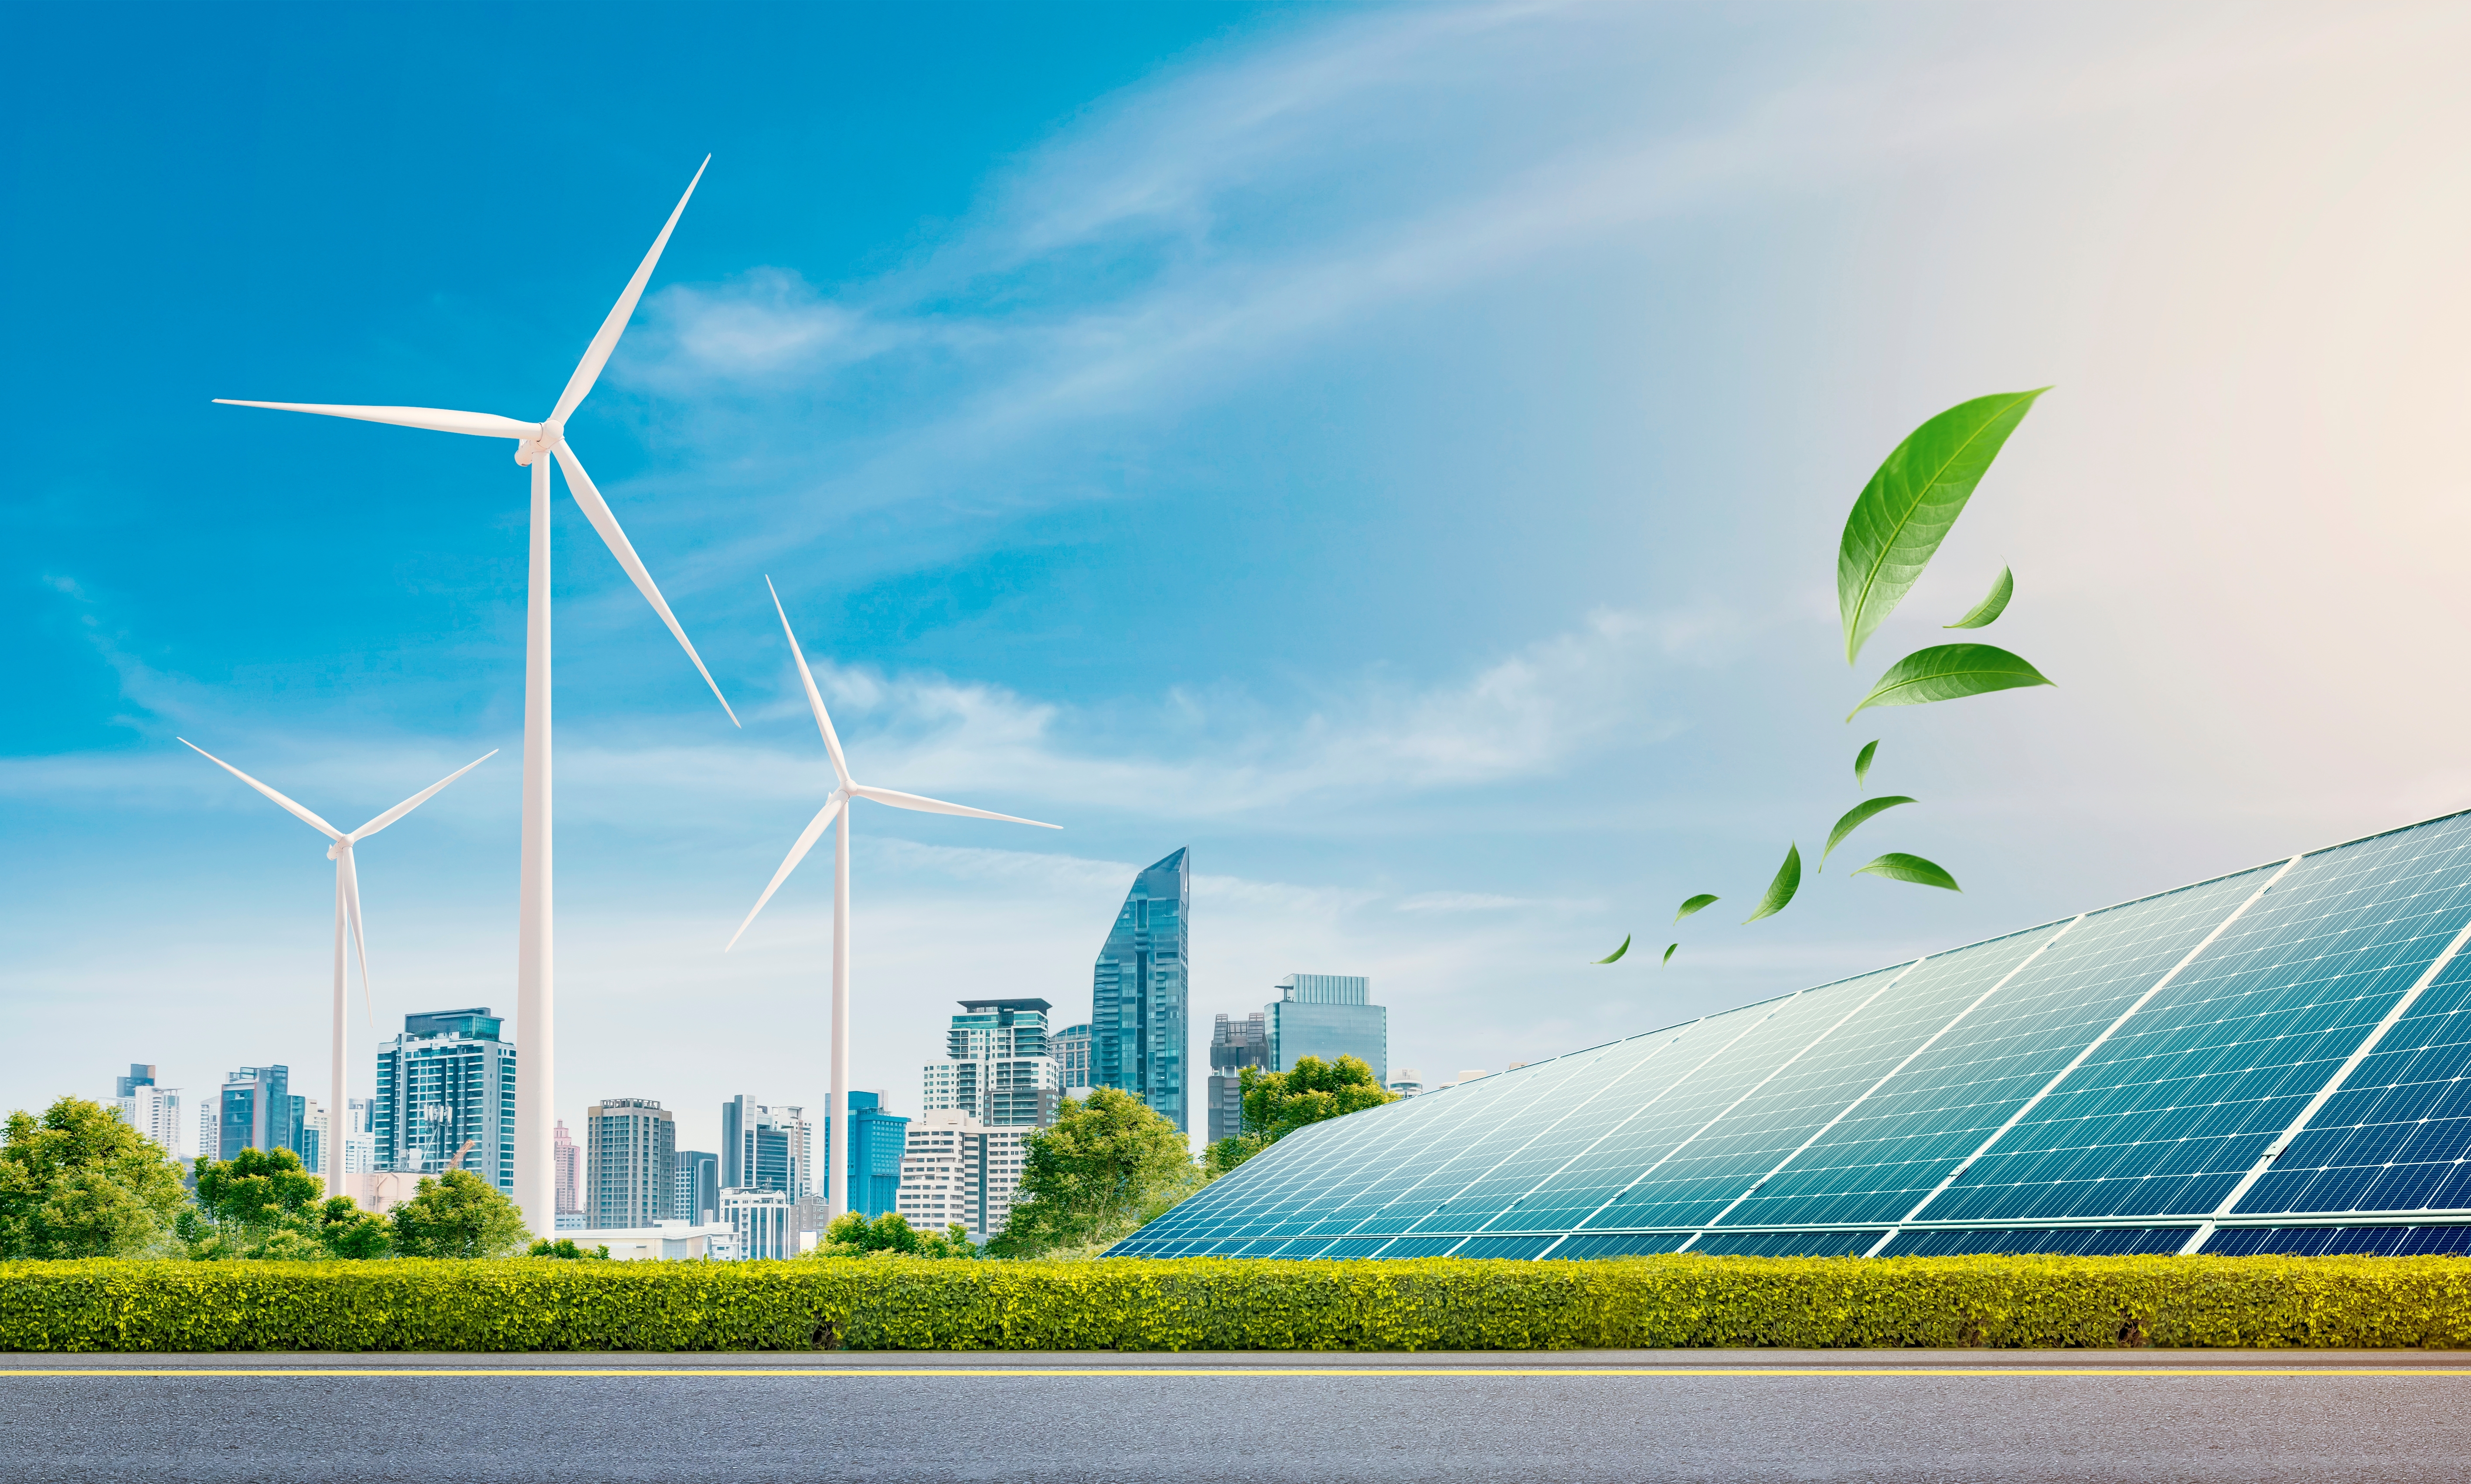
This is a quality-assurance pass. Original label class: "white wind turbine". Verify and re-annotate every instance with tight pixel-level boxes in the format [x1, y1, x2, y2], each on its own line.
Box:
[727, 579, 1059, 1228]
[214, 159, 738, 1235]
[180, 739, 494, 1199]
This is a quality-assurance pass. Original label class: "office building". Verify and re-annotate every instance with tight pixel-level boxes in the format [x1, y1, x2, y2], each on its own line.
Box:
[1266, 974, 1387, 1084]
[720, 1097, 810, 1200]
[923, 999, 1060, 1128]
[1386, 1069, 1425, 1098]
[1091, 848, 1191, 1133]
[674, 1150, 719, 1225]
[553, 1120, 582, 1218]
[722, 1188, 796, 1260]
[585, 1098, 675, 1229]
[1121, 807, 2471, 1261]
[895, 1109, 1033, 1243]
[197, 1102, 218, 1166]
[114, 1064, 183, 1157]
[1053, 1023, 1093, 1095]
[218, 1066, 300, 1164]
[342, 1098, 375, 1174]
[1207, 1012, 1270, 1144]
[373, 1007, 517, 1192]
[838, 1092, 910, 1221]
[298, 1099, 326, 1179]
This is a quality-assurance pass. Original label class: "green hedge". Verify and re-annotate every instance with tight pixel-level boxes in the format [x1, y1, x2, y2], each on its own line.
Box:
[6, 1253, 2471, 1352]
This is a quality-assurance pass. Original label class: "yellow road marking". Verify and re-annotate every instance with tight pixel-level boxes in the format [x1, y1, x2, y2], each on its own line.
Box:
[5, 1366, 2470, 1378]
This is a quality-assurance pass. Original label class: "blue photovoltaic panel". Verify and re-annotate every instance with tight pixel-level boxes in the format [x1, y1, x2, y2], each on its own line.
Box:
[1109, 810, 2471, 1259]
[2202, 1225, 2471, 1257]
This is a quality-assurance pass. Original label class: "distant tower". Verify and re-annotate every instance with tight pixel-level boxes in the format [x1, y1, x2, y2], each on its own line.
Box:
[1092, 848, 1191, 1134]
[924, 999, 1060, 1128]
[373, 1008, 517, 1193]
[1052, 1024, 1093, 1096]
[552, 1120, 583, 1219]
[1207, 1013, 1269, 1144]
[585, 1098, 675, 1229]
[114, 1064, 184, 1158]
[1267, 974, 1387, 1083]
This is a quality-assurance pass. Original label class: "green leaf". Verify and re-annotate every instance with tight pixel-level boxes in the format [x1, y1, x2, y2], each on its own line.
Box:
[1593, 934, 1631, 964]
[1854, 739, 1879, 790]
[1838, 389, 2048, 663]
[1944, 566, 2014, 629]
[1851, 852, 1962, 891]
[1662, 943, 1678, 968]
[1821, 796, 1917, 870]
[1674, 893, 1719, 924]
[1847, 643, 2053, 720]
[1742, 844, 1801, 924]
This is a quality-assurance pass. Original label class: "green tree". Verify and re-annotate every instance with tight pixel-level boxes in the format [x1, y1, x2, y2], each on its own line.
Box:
[1239, 1055, 1397, 1144]
[987, 1087, 1199, 1258]
[0, 1097, 187, 1258]
[389, 1169, 529, 1258]
[817, 1211, 978, 1259]
[527, 1238, 611, 1260]
[184, 1145, 392, 1259]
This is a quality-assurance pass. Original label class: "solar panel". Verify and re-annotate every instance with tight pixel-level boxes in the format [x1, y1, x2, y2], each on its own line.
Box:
[1117, 808, 2471, 1259]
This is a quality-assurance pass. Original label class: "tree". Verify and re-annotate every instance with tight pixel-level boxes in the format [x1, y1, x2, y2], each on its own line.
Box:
[1239, 1055, 1397, 1144]
[987, 1087, 1199, 1258]
[184, 1145, 392, 1259]
[0, 1097, 187, 1258]
[527, 1238, 611, 1260]
[817, 1211, 977, 1259]
[389, 1169, 529, 1258]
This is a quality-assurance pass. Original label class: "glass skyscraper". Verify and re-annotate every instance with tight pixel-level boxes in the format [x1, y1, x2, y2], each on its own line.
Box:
[1053, 1024, 1093, 1093]
[1208, 1012, 1269, 1144]
[372, 1007, 517, 1192]
[1092, 848, 1191, 1134]
[1267, 973, 1388, 1083]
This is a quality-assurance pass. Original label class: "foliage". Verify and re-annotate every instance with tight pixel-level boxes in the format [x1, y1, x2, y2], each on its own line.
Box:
[985, 1089, 1198, 1259]
[1204, 1134, 1267, 1180]
[1853, 740, 1879, 789]
[0, 1098, 187, 1259]
[1846, 643, 2053, 720]
[1592, 934, 1630, 964]
[1740, 844, 1801, 924]
[527, 1239, 611, 1260]
[1851, 853, 1962, 891]
[1821, 796, 1916, 870]
[183, 1146, 391, 1261]
[818, 1212, 977, 1260]
[389, 1170, 529, 1259]
[1945, 565, 2015, 629]
[13, 1253, 2471, 1352]
[1239, 1056, 1398, 1146]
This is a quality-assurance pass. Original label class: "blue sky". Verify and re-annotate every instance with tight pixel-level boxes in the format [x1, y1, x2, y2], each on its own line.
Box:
[6, 1, 2469, 1154]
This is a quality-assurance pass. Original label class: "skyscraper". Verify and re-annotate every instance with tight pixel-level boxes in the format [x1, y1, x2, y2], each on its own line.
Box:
[1207, 1012, 1269, 1144]
[1052, 1024, 1093, 1094]
[373, 1008, 517, 1192]
[585, 1098, 675, 1229]
[838, 1092, 910, 1221]
[1091, 848, 1191, 1134]
[298, 1099, 326, 1180]
[720, 1097, 810, 1200]
[1266, 973, 1387, 1083]
[894, 1109, 1034, 1243]
[673, 1149, 719, 1225]
[114, 1064, 183, 1158]
[342, 1099, 376, 1174]
[553, 1119, 582, 1219]
[923, 998, 1060, 1128]
[218, 1066, 294, 1164]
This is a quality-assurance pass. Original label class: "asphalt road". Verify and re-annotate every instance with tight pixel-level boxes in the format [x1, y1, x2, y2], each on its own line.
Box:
[4, 1350, 2467, 1484]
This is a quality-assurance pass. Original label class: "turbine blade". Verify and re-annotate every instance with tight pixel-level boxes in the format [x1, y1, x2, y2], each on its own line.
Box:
[554, 442, 739, 726]
[764, 576, 851, 786]
[339, 847, 377, 1033]
[178, 739, 343, 839]
[850, 783, 1059, 829]
[725, 792, 845, 951]
[549, 156, 709, 426]
[349, 749, 498, 841]
[212, 401, 534, 439]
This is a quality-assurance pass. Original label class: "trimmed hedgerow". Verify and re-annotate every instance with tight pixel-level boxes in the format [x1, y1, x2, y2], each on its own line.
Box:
[5, 1253, 2471, 1352]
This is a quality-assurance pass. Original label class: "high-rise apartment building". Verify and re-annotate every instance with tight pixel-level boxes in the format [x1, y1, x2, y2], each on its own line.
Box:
[197, 1101, 218, 1165]
[1052, 1024, 1093, 1094]
[553, 1119, 582, 1218]
[1092, 848, 1191, 1133]
[894, 1109, 1032, 1243]
[923, 999, 1060, 1129]
[373, 1007, 517, 1192]
[585, 1098, 675, 1229]
[674, 1150, 719, 1225]
[298, 1099, 326, 1179]
[218, 1066, 299, 1164]
[342, 1097, 376, 1174]
[834, 1092, 910, 1221]
[720, 1097, 810, 1201]
[1206, 1012, 1270, 1144]
[114, 1064, 183, 1157]
[1266, 973, 1387, 1083]
[721, 1188, 795, 1259]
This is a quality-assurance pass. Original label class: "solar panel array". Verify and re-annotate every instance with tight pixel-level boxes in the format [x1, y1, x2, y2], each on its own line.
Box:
[1114, 810, 2471, 1259]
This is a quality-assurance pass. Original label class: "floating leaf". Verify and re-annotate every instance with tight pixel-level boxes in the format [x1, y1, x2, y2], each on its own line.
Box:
[1838, 389, 2048, 664]
[1821, 796, 1917, 870]
[1848, 643, 2053, 720]
[1662, 943, 1677, 967]
[1593, 934, 1631, 964]
[1945, 566, 2014, 629]
[1854, 739, 1879, 790]
[1674, 893, 1719, 924]
[1851, 852, 1962, 891]
[1742, 844, 1801, 924]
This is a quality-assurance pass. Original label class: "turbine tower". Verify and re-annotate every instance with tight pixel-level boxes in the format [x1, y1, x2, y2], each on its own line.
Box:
[728, 579, 1059, 1228]
[180, 739, 494, 1201]
[213, 160, 739, 1236]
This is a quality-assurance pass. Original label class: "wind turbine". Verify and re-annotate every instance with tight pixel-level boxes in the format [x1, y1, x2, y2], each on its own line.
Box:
[727, 579, 1059, 1228]
[214, 160, 739, 1235]
[180, 739, 494, 1201]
